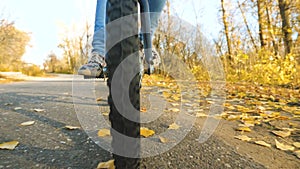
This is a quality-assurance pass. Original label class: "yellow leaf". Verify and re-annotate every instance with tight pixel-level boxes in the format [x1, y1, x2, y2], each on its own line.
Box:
[20, 121, 35, 126]
[295, 151, 300, 159]
[254, 141, 271, 148]
[171, 95, 181, 101]
[162, 91, 171, 98]
[293, 142, 300, 148]
[234, 135, 251, 142]
[0, 141, 19, 150]
[96, 98, 102, 102]
[140, 127, 155, 137]
[196, 113, 208, 118]
[272, 130, 291, 138]
[33, 108, 45, 112]
[237, 127, 251, 132]
[171, 103, 180, 107]
[97, 159, 115, 169]
[168, 123, 180, 130]
[275, 139, 295, 151]
[168, 108, 180, 113]
[227, 115, 240, 121]
[98, 129, 111, 137]
[65, 126, 81, 130]
[159, 136, 168, 143]
[289, 122, 298, 127]
[14, 107, 22, 110]
[102, 112, 109, 116]
[141, 107, 147, 113]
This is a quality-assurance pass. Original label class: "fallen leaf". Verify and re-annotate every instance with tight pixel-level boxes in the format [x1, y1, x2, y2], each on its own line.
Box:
[97, 159, 115, 169]
[0, 141, 19, 150]
[159, 136, 168, 143]
[20, 121, 35, 126]
[171, 95, 181, 101]
[4, 103, 13, 106]
[65, 126, 81, 130]
[141, 107, 147, 113]
[293, 142, 300, 148]
[254, 141, 271, 148]
[272, 130, 291, 138]
[96, 98, 102, 102]
[295, 151, 300, 159]
[102, 112, 109, 116]
[275, 139, 294, 151]
[227, 115, 240, 121]
[14, 107, 22, 110]
[196, 113, 208, 118]
[140, 127, 155, 137]
[234, 135, 251, 142]
[288, 123, 297, 127]
[237, 127, 251, 132]
[171, 103, 180, 107]
[33, 108, 45, 112]
[168, 108, 180, 113]
[98, 129, 111, 137]
[168, 123, 180, 130]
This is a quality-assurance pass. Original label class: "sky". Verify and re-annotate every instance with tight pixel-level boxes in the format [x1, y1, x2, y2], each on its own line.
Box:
[0, 0, 220, 66]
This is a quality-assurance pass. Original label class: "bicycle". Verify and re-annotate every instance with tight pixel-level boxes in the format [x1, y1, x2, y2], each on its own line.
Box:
[106, 0, 153, 168]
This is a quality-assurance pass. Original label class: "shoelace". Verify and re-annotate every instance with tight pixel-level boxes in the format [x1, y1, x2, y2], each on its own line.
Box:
[89, 53, 106, 67]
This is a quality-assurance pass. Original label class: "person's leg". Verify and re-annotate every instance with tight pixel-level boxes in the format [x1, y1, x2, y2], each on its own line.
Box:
[92, 0, 107, 57]
[148, 0, 166, 39]
[78, 0, 107, 77]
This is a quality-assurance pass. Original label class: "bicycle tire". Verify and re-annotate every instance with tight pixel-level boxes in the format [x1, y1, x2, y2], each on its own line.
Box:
[106, 0, 140, 168]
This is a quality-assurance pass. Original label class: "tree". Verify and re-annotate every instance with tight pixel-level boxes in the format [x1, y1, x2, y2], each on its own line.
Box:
[221, 0, 233, 61]
[0, 19, 30, 71]
[278, 0, 293, 56]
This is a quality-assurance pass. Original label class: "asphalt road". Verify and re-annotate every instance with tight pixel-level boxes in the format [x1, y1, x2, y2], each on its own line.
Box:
[0, 74, 267, 169]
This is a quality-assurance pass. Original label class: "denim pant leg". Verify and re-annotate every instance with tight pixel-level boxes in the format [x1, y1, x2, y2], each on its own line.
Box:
[92, 0, 107, 57]
[149, 0, 166, 39]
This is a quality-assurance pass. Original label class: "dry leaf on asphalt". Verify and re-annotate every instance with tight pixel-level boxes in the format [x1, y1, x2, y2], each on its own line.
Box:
[168, 123, 180, 130]
[140, 127, 155, 137]
[98, 129, 111, 137]
[272, 130, 291, 138]
[0, 141, 19, 150]
[295, 151, 300, 159]
[171, 103, 180, 107]
[275, 139, 295, 151]
[234, 135, 251, 142]
[168, 108, 180, 113]
[196, 113, 208, 118]
[20, 121, 35, 126]
[64, 126, 81, 130]
[159, 136, 168, 143]
[227, 115, 240, 121]
[97, 159, 115, 169]
[102, 112, 109, 116]
[292, 142, 300, 148]
[14, 107, 22, 110]
[33, 108, 45, 112]
[237, 127, 251, 132]
[254, 141, 271, 148]
[141, 107, 147, 113]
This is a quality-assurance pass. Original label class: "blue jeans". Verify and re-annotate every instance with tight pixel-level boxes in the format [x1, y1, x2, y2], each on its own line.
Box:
[92, 0, 166, 56]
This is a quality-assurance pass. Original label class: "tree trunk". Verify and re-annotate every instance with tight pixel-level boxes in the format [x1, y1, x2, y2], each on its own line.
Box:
[221, 0, 232, 61]
[278, 0, 293, 56]
[257, 0, 266, 49]
[265, 0, 278, 55]
[238, 1, 258, 52]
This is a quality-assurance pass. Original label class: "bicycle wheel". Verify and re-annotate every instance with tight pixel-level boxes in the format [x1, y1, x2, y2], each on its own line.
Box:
[106, 0, 140, 168]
